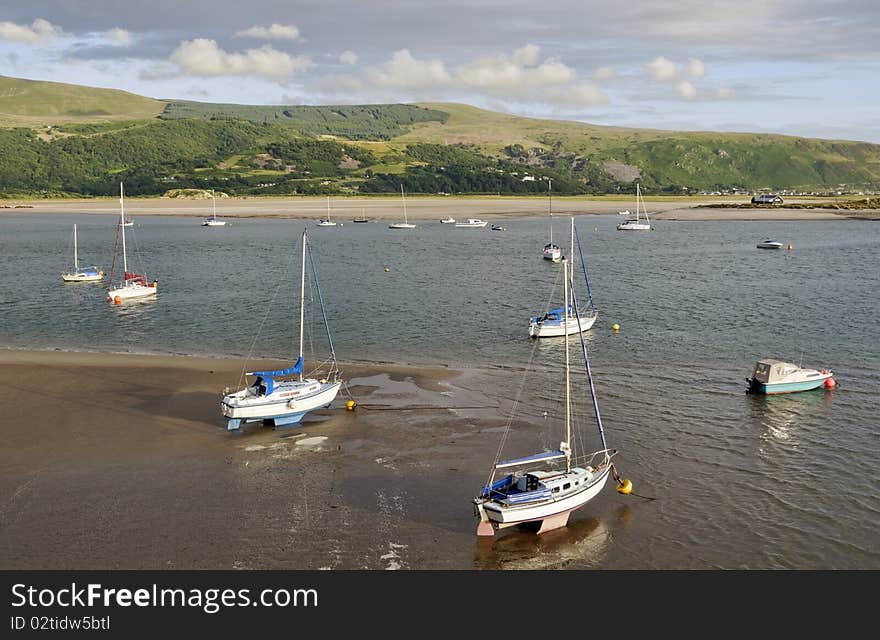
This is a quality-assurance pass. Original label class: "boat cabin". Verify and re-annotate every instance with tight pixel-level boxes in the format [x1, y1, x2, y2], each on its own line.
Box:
[751, 359, 803, 384]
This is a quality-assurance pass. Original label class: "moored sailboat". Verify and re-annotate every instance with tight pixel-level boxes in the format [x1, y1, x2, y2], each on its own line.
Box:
[61, 224, 104, 282]
[106, 183, 157, 302]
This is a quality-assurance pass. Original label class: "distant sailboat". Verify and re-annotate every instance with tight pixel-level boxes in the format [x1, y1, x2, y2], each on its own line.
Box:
[61, 224, 103, 282]
[542, 178, 561, 261]
[388, 185, 416, 229]
[616, 183, 652, 231]
[106, 182, 157, 302]
[202, 189, 226, 226]
[317, 196, 337, 226]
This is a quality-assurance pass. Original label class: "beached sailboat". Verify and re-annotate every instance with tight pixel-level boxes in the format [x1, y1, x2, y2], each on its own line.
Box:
[542, 178, 561, 261]
[317, 196, 337, 226]
[106, 183, 157, 302]
[388, 185, 416, 229]
[61, 224, 104, 282]
[221, 227, 343, 430]
[617, 183, 652, 231]
[474, 255, 629, 536]
[202, 190, 226, 226]
[529, 217, 598, 338]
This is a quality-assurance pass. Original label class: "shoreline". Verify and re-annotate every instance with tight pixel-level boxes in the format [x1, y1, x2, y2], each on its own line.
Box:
[1, 194, 873, 221]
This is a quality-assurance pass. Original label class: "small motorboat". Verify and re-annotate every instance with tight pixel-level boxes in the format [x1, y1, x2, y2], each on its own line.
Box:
[747, 359, 836, 394]
[440, 217, 456, 224]
[455, 218, 488, 228]
[757, 239, 783, 249]
[491, 224, 506, 231]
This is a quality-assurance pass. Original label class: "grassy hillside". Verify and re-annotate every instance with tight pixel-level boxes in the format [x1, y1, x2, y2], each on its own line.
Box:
[1, 76, 879, 197]
[0, 76, 165, 127]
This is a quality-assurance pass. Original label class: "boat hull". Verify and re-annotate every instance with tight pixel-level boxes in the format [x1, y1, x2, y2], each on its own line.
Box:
[221, 379, 342, 430]
[617, 221, 651, 231]
[203, 220, 226, 226]
[748, 375, 832, 394]
[477, 466, 611, 534]
[529, 312, 597, 338]
[107, 281, 157, 301]
[62, 272, 103, 282]
[388, 223, 416, 229]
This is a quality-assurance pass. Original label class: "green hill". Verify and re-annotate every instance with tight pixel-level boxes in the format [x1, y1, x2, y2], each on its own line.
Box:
[1, 76, 878, 197]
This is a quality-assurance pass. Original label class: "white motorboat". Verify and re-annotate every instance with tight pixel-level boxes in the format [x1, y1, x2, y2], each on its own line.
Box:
[747, 359, 836, 394]
[455, 218, 488, 228]
[757, 239, 783, 249]
[440, 217, 456, 224]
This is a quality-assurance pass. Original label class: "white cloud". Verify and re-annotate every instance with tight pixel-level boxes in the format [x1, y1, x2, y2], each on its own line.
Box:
[366, 49, 451, 89]
[170, 39, 313, 82]
[717, 86, 735, 99]
[542, 84, 610, 107]
[512, 44, 540, 67]
[593, 66, 616, 81]
[0, 18, 62, 45]
[646, 56, 678, 81]
[456, 47, 576, 91]
[233, 24, 301, 41]
[685, 57, 705, 78]
[676, 81, 697, 99]
[105, 28, 133, 47]
[339, 50, 358, 65]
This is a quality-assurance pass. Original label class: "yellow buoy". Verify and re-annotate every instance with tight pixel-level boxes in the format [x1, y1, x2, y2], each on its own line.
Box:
[612, 323, 620, 332]
[616, 478, 633, 495]
[345, 400, 357, 411]
[384, 266, 390, 272]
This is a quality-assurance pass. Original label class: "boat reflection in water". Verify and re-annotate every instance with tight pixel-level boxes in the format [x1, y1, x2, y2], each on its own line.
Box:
[473, 517, 611, 570]
[747, 388, 836, 444]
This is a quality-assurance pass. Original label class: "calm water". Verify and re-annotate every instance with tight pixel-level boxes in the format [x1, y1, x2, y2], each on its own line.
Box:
[1, 212, 878, 569]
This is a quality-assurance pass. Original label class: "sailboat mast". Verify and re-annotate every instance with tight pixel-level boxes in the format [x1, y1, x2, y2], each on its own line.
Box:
[563, 255, 571, 473]
[327, 195, 330, 220]
[548, 178, 553, 244]
[299, 228, 307, 382]
[401, 184, 408, 224]
[119, 182, 128, 274]
[212, 189, 216, 219]
[73, 224, 79, 271]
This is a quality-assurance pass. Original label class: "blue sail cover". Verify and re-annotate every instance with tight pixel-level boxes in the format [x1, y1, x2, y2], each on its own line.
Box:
[81, 266, 101, 276]
[248, 357, 303, 396]
[495, 450, 566, 469]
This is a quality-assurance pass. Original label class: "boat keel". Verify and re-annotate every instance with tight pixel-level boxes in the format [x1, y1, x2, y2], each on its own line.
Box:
[226, 418, 241, 431]
[536, 512, 570, 534]
[476, 521, 496, 537]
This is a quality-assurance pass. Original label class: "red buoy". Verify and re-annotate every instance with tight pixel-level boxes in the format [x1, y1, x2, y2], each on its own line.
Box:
[824, 377, 836, 388]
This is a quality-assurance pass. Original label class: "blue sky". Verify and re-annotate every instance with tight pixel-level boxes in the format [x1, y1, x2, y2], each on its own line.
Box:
[2, 0, 879, 143]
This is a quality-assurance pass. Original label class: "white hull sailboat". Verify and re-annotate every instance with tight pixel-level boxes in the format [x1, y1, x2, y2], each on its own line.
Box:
[542, 178, 561, 261]
[317, 196, 337, 226]
[202, 189, 226, 226]
[530, 217, 599, 338]
[617, 183, 652, 231]
[61, 224, 104, 282]
[475, 255, 628, 536]
[221, 227, 343, 430]
[106, 183, 157, 302]
[389, 185, 416, 229]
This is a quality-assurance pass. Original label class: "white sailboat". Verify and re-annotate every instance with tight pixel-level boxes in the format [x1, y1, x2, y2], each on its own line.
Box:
[317, 196, 337, 226]
[474, 254, 629, 536]
[388, 185, 416, 229]
[202, 190, 226, 226]
[542, 178, 561, 261]
[61, 224, 104, 282]
[106, 183, 157, 302]
[529, 217, 598, 337]
[221, 227, 343, 431]
[617, 183, 652, 231]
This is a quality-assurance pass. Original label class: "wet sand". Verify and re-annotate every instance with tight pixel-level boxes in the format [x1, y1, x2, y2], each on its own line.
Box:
[0, 195, 866, 221]
[0, 348, 554, 570]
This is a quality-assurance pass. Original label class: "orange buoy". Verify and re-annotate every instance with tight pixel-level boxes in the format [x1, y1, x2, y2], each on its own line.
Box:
[824, 377, 836, 389]
[787, 244, 793, 250]
[113, 295, 122, 304]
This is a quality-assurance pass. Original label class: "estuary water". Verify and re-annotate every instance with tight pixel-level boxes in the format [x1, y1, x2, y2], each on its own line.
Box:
[1, 211, 878, 569]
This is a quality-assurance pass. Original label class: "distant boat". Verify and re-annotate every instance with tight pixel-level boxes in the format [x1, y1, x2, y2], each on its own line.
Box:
[455, 218, 488, 228]
[353, 209, 369, 223]
[617, 183, 652, 231]
[542, 178, 561, 261]
[389, 185, 416, 230]
[440, 217, 456, 224]
[747, 359, 835, 394]
[757, 239, 783, 249]
[221, 227, 343, 430]
[491, 224, 506, 231]
[122, 219, 134, 227]
[61, 224, 103, 282]
[106, 183, 157, 302]
[529, 217, 598, 338]
[202, 189, 226, 226]
[317, 196, 337, 226]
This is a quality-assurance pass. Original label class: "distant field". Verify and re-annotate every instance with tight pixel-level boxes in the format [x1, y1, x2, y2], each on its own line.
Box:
[0, 76, 165, 127]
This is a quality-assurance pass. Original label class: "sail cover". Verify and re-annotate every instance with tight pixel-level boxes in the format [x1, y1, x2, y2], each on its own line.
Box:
[495, 450, 565, 469]
[248, 356, 303, 379]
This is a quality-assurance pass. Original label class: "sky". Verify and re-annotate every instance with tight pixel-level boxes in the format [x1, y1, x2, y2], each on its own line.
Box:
[2, 0, 879, 143]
